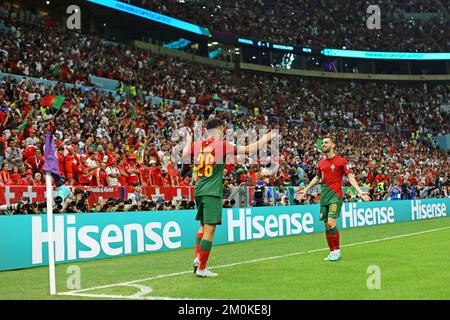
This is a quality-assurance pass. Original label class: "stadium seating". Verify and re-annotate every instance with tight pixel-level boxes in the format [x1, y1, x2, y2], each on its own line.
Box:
[0, 6, 448, 214]
[120, 0, 450, 51]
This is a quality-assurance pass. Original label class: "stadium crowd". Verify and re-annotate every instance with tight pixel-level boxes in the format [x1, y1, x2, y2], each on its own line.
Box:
[120, 0, 450, 51]
[0, 6, 449, 214]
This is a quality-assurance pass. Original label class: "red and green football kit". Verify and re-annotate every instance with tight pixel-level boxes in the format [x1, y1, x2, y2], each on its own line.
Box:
[317, 155, 351, 221]
[190, 137, 236, 225]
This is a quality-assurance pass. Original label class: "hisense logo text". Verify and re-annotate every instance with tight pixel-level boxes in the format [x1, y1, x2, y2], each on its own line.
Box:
[411, 200, 446, 221]
[227, 208, 314, 241]
[32, 216, 181, 264]
[342, 203, 394, 228]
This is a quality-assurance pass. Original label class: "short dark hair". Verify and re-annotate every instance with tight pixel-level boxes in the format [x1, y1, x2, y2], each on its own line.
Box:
[206, 118, 224, 130]
[322, 136, 335, 144]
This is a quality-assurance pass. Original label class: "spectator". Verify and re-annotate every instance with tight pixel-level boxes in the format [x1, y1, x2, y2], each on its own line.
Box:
[5, 139, 22, 171]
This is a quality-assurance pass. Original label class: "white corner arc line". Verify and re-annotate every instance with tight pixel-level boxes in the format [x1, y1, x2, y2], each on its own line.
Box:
[58, 225, 450, 298]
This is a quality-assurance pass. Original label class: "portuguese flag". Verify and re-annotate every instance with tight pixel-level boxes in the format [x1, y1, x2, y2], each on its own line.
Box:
[40, 95, 65, 109]
[130, 105, 140, 120]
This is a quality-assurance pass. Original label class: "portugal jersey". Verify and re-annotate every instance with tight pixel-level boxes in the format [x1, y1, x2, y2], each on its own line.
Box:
[317, 155, 351, 204]
[189, 137, 236, 198]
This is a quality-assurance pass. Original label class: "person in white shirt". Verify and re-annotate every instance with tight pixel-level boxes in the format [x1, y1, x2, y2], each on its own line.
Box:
[105, 159, 121, 186]
[86, 152, 98, 170]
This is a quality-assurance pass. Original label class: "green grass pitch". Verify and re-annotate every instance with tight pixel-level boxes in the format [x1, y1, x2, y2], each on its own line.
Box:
[1, 217, 450, 300]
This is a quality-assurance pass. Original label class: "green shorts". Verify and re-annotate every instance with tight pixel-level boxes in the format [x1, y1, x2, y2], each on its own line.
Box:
[195, 196, 223, 225]
[320, 200, 343, 222]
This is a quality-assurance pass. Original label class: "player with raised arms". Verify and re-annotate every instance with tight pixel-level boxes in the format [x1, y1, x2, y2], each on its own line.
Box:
[182, 118, 276, 278]
[296, 137, 371, 261]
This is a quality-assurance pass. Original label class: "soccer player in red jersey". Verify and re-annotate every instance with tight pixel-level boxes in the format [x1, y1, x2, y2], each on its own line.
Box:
[182, 118, 276, 278]
[296, 137, 370, 261]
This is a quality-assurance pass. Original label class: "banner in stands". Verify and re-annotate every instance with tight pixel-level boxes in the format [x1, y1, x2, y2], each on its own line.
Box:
[0, 186, 195, 207]
[0, 198, 448, 271]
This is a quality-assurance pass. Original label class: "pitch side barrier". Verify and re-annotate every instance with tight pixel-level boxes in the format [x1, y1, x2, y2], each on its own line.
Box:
[0, 198, 448, 271]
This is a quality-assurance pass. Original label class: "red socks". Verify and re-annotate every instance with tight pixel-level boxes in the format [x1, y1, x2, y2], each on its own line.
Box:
[333, 230, 340, 250]
[328, 227, 340, 251]
[198, 240, 212, 270]
[195, 232, 203, 259]
[325, 230, 335, 251]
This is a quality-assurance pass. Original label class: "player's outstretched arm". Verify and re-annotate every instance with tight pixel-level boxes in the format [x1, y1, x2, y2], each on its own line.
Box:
[237, 131, 276, 155]
[296, 175, 320, 201]
[181, 130, 193, 159]
[347, 173, 371, 201]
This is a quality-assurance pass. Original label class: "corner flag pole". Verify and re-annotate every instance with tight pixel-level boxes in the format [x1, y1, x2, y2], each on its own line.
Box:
[44, 130, 59, 295]
[46, 172, 56, 295]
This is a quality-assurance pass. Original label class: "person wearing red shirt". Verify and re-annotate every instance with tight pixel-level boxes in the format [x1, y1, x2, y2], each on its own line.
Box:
[296, 137, 370, 262]
[161, 172, 170, 187]
[26, 148, 45, 174]
[57, 147, 66, 179]
[248, 167, 258, 186]
[76, 156, 92, 186]
[117, 158, 128, 187]
[96, 145, 107, 164]
[22, 144, 37, 161]
[91, 162, 108, 186]
[10, 166, 21, 185]
[105, 144, 116, 167]
[0, 163, 11, 185]
[33, 173, 44, 186]
[148, 161, 163, 187]
[18, 169, 34, 186]
[65, 146, 78, 182]
[167, 162, 180, 186]
[124, 153, 140, 186]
